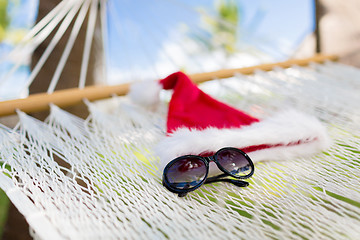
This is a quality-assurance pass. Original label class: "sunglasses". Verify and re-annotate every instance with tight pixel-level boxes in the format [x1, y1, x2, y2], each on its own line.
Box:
[162, 147, 254, 197]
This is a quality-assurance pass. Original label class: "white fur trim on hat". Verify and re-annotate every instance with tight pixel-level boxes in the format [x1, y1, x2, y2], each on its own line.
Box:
[128, 81, 163, 108]
[156, 110, 330, 175]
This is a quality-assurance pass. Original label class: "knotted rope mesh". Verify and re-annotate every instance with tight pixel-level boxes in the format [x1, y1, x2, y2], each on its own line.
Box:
[1, 61, 360, 239]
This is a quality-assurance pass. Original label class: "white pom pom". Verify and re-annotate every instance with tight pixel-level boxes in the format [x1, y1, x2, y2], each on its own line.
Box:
[128, 81, 163, 108]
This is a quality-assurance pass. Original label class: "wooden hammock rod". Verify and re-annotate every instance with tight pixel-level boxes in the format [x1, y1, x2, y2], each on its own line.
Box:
[0, 54, 338, 117]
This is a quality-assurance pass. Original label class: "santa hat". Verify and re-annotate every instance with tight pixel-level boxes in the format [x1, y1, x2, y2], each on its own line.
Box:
[129, 72, 330, 175]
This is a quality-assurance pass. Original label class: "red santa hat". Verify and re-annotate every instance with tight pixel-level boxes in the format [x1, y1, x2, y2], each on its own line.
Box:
[129, 72, 330, 175]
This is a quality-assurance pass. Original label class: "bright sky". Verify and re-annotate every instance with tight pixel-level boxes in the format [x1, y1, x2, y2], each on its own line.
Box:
[105, 0, 315, 83]
[6, 0, 38, 29]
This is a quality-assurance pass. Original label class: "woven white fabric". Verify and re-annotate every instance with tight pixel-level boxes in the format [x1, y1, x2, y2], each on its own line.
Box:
[1, 62, 360, 239]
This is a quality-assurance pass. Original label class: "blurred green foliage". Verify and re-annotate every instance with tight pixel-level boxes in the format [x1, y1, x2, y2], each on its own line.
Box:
[192, 0, 240, 56]
[0, 189, 9, 238]
[0, 0, 27, 43]
[0, 0, 9, 41]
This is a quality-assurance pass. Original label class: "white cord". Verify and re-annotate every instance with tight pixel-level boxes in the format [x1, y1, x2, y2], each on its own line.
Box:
[79, 0, 99, 89]
[47, 0, 92, 94]
[0, 0, 77, 89]
[25, 0, 84, 93]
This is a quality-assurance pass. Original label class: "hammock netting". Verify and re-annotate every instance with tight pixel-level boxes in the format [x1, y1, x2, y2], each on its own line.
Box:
[1, 60, 360, 240]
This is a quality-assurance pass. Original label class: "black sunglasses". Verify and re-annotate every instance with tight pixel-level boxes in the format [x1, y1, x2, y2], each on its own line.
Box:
[162, 147, 254, 197]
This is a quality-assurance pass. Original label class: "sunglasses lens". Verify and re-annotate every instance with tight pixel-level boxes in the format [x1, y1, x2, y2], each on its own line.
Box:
[165, 157, 207, 190]
[216, 148, 253, 177]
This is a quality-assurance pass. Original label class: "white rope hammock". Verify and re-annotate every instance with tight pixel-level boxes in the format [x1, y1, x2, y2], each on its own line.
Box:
[1, 60, 360, 239]
[0, 0, 360, 239]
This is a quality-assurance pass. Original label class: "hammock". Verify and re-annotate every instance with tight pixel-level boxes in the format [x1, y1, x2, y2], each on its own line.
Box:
[1, 1, 360, 239]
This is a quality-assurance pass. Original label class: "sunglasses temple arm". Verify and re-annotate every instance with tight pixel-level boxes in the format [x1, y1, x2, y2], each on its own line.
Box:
[206, 173, 227, 181]
[205, 175, 249, 187]
[175, 175, 249, 197]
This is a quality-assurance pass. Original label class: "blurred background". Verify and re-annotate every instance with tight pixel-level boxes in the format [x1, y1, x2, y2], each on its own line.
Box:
[0, 0, 322, 101]
[0, 0, 360, 239]
[1, 0, 359, 101]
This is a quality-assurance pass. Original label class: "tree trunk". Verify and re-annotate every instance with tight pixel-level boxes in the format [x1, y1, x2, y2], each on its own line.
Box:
[316, 0, 360, 67]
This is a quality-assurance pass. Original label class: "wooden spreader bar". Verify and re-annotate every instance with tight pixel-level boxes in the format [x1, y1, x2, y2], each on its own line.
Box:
[0, 54, 338, 117]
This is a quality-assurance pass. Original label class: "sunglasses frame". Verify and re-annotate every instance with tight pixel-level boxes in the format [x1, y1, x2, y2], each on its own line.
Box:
[162, 147, 255, 196]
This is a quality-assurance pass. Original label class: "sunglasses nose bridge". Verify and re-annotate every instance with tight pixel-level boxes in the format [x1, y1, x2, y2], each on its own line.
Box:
[205, 156, 215, 163]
